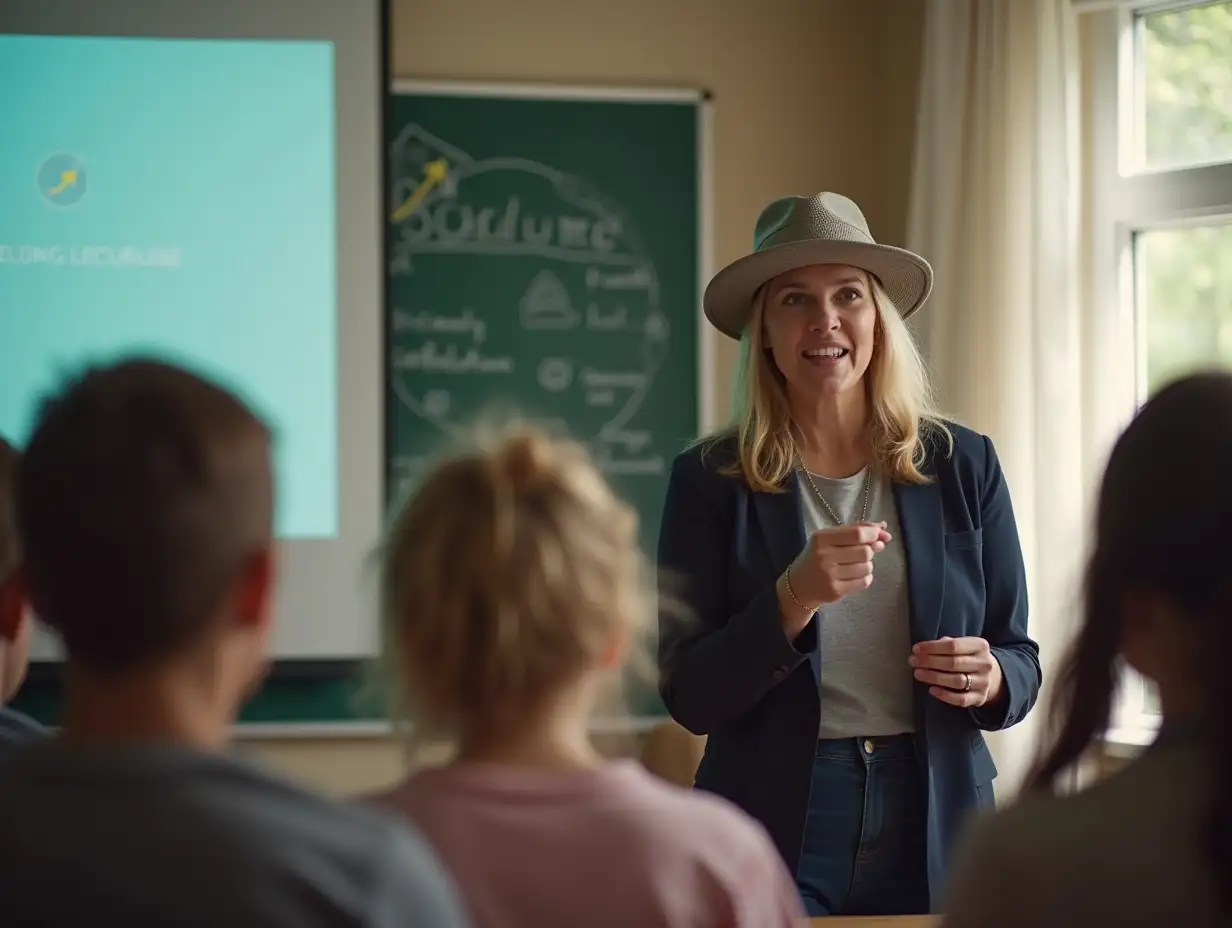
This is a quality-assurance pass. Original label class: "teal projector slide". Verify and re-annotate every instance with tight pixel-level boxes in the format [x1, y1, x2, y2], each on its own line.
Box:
[0, 34, 338, 539]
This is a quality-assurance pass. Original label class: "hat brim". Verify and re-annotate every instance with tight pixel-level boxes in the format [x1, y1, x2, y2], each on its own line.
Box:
[703, 239, 933, 340]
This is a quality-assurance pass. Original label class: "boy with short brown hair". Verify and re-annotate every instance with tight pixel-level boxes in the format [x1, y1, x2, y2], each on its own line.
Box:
[0, 359, 467, 927]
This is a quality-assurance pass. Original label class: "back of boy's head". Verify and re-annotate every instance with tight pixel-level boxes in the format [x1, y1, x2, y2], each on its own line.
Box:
[381, 423, 652, 741]
[16, 359, 273, 674]
[0, 437, 19, 583]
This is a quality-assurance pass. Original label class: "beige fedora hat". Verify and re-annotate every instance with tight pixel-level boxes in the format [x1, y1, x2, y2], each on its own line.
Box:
[703, 192, 933, 340]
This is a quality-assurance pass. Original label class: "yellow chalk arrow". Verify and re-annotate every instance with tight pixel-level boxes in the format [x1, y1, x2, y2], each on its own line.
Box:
[46, 169, 78, 196]
[391, 159, 448, 223]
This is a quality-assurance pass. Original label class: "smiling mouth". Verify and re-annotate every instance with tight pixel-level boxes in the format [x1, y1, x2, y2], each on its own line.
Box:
[803, 347, 849, 360]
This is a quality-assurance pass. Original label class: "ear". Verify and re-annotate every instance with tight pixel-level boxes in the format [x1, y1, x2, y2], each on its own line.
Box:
[232, 546, 275, 633]
[1119, 589, 1161, 679]
[598, 627, 628, 671]
[0, 567, 27, 643]
[1120, 590, 1155, 634]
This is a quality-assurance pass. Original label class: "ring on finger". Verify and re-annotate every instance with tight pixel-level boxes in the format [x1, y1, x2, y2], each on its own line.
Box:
[963, 672, 972, 692]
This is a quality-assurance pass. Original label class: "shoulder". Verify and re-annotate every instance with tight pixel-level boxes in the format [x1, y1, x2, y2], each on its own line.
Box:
[360, 811, 469, 925]
[926, 419, 989, 464]
[665, 431, 745, 508]
[600, 764, 786, 868]
[607, 769, 802, 918]
[0, 746, 467, 925]
[948, 748, 1213, 917]
[939, 420, 988, 456]
[671, 430, 739, 480]
[0, 706, 47, 749]
[218, 762, 467, 923]
[922, 419, 1002, 485]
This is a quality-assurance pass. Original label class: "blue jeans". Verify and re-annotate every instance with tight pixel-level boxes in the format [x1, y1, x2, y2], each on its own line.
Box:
[796, 734, 930, 916]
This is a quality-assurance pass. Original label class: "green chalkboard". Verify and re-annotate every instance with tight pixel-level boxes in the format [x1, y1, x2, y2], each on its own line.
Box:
[388, 83, 705, 717]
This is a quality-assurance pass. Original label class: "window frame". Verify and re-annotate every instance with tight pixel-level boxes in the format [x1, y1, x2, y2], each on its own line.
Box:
[1086, 0, 1232, 746]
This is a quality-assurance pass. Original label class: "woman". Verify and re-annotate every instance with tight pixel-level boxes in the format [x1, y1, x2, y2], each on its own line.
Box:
[656, 192, 1042, 916]
[942, 372, 1232, 928]
[368, 424, 803, 927]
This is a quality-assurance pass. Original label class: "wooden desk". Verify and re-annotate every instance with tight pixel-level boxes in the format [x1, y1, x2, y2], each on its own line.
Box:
[806, 917, 938, 926]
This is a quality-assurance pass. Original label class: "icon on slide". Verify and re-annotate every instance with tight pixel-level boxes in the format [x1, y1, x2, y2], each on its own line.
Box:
[38, 153, 88, 207]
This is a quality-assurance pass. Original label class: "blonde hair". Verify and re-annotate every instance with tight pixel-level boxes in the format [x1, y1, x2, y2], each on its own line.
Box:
[713, 275, 951, 491]
[378, 421, 655, 750]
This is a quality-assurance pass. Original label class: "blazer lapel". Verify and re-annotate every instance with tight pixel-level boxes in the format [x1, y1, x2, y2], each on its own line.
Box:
[893, 453, 945, 646]
[753, 477, 807, 581]
[753, 477, 817, 682]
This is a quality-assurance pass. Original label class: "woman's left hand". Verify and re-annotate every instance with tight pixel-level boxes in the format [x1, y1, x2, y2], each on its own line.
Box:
[909, 636, 1004, 707]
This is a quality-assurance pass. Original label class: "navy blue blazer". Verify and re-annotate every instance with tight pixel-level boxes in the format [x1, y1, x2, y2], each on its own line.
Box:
[655, 423, 1041, 902]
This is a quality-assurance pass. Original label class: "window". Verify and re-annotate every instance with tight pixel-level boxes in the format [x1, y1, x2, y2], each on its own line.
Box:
[1136, 222, 1232, 395]
[1086, 0, 1232, 744]
[1131, 2, 1232, 171]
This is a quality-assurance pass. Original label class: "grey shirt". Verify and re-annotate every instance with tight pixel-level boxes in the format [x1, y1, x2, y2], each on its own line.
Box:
[798, 468, 915, 738]
[0, 739, 470, 928]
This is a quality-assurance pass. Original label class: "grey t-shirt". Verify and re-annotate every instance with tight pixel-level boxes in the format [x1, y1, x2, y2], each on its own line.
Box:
[798, 468, 915, 738]
[0, 740, 469, 928]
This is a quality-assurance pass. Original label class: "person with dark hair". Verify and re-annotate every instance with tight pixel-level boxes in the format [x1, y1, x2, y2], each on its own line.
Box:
[941, 370, 1232, 927]
[0, 435, 45, 754]
[0, 359, 468, 927]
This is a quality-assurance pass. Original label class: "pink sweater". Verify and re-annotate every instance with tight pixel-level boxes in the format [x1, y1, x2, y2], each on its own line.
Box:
[367, 759, 803, 928]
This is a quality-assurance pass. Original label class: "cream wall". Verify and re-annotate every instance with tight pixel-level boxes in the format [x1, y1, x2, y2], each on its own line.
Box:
[246, 0, 927, 797]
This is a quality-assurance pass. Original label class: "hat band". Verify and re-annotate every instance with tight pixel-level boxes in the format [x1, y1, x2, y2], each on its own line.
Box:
[756, 221, 875, 253]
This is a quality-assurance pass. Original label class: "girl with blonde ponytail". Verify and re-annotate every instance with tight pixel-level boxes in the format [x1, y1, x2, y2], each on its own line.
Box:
[367, 423, 802, 928]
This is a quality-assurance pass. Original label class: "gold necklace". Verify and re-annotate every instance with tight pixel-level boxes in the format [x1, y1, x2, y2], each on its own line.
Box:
[795, 447, 874, 526]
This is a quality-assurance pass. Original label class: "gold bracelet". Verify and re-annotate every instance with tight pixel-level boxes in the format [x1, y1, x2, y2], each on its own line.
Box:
[783, 565, 813, 612]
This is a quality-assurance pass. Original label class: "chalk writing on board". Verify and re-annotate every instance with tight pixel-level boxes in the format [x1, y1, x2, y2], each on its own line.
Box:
[422, 389, 451, 419]
[586, 302, 628, 330]
[597, 313, 670, 439]
[520, 270, 580, 330]
[389, 126, 669, 477]
[394, 157, 631, 266]
[537, 358, 574, 392]
[393, 308, 487, 344]
[392, 342, 515, 375]
[587, 266, 653, 291]
[390, 125, 471, 211]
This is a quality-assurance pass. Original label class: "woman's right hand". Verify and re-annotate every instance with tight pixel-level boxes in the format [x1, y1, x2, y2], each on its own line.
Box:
[776, 522, 892, 637]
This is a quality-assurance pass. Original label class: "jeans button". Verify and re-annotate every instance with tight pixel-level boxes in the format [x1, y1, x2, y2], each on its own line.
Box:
[863, 739, 875, 753]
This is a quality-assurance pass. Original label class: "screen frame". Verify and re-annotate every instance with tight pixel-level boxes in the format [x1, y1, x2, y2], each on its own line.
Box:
[4, 0, 392, 721]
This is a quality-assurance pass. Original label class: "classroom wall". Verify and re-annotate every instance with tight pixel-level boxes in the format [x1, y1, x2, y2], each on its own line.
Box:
[246, 0, 927, 797]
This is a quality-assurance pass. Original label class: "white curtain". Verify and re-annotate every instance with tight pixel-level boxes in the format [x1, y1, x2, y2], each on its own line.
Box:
[906, 0, 1103, 796]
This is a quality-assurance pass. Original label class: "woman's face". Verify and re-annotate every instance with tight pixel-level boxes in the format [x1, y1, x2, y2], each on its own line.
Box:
[761, 263, 878, 401]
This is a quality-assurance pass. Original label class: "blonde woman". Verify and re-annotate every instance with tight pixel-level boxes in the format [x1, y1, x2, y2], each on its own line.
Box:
[367, 426, 803, 927]
[656, 193, 1041, 917]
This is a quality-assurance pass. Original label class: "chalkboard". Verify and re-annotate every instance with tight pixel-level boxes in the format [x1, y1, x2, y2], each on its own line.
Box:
[387, 82, 708, 717]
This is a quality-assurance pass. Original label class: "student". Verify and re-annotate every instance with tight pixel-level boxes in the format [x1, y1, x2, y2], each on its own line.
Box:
[0, 436, 45, 754]
[941, 371, 1232, 928]
[367, 424, 804, 928]
[0, 359, 469, 927]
